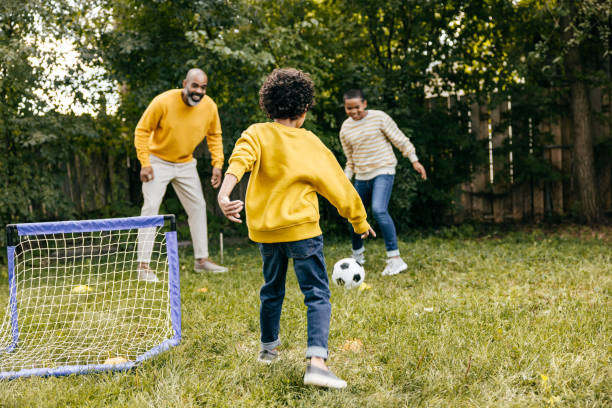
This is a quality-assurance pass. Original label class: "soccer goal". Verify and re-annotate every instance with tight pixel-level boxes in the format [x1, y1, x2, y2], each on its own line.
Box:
[0, 215, 181, 380]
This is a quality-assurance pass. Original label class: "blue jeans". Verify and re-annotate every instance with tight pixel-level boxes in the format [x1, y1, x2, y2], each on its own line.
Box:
[352, 174, 399, 254]
[258, 235, 331, 359]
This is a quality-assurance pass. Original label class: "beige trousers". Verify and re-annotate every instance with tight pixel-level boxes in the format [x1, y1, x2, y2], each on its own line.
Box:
[138, 154, 208, 262]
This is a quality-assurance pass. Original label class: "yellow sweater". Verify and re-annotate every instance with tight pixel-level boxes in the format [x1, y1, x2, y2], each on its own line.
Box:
[134, 89, 224, 168]
[226, 122, 370, 243]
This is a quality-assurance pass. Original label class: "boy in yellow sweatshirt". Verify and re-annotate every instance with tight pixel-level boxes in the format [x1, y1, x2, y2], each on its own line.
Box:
[217, 68, 375, 389]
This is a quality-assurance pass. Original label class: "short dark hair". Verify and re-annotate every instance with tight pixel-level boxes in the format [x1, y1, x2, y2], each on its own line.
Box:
[259, 68, 315, 119]
[343, 89, 365, 101]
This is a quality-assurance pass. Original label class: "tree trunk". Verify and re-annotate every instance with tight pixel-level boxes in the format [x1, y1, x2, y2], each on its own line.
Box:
[562, 0, 603, 224]
[569, 80, 602, 223]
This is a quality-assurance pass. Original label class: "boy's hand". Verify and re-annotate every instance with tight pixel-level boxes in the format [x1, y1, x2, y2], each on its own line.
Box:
[412, 161, 427, 180]
[361, 227, 376, 239]
[218, 195, 244, 223]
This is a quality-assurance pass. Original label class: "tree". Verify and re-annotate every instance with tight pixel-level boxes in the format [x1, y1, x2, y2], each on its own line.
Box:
[560, 0, 608, 223]
[0, 0, 78, 229]
[507, 0, 610, 223]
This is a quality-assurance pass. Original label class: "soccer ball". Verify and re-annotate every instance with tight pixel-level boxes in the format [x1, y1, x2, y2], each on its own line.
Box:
[332, 258, 365, 289]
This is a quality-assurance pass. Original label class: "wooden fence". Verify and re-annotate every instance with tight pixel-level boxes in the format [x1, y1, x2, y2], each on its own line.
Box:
[446, 89, 611, 223]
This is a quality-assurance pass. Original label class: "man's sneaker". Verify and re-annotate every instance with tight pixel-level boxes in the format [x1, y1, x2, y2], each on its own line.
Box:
[303, 364, 347, 389]
[382, 257, 408, 276]
[194, 259, 228, 273]
[257, 349, 278, 364]
[352, 251, 365, 265]
[137, 266, 160, 282]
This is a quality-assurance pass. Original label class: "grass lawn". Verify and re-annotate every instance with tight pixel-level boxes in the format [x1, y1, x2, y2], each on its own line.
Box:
[0, 225, 610, 407]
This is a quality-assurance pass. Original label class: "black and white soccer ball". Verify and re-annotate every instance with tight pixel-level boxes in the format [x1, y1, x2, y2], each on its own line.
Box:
[332, 258, 365, 289]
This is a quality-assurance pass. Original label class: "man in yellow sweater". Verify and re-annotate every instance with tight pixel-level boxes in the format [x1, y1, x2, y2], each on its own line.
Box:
[135, 68, 227, 282]
[217, 68, 375, 388]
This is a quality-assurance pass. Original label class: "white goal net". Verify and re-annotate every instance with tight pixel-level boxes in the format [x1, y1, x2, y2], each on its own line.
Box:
[0, 215, 181, 379]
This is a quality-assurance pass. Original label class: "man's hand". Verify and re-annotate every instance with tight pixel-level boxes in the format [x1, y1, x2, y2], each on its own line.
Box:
[140, 166, 154, 183]
[218, 195, 244, 223]
[211, 167, 222, 188]
[361, 227, 376, 239]
[412, 161, 427, 180]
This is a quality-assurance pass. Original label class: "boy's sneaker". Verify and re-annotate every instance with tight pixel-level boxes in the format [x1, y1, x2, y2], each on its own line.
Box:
[257, 349, 278, 364]
[303, 365, 347, 389]
[352, 251, 365, 265]
[194, 259, 228, 273]
[137, 266, 160, 282]
[382, 257, 407, 276]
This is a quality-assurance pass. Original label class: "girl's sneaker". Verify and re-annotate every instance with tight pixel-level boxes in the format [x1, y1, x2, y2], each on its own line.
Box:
[352, 251, 365, 265]
[382, 257, 407, 276]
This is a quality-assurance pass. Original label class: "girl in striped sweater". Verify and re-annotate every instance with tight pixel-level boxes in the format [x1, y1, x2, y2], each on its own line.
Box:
[340, 89, 427, 276]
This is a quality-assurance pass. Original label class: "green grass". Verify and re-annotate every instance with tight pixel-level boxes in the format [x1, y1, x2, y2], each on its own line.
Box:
[0, 226, 610, 407]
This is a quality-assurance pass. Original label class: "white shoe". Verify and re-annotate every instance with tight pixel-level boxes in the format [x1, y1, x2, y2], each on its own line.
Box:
[352, 251, 365, 265]
[194, 259, 228, 273]
[382, 257, 407, 276]
[303, 365, 347, 389]
[257, 349, 278, 364]
[137, 267, 160, 282]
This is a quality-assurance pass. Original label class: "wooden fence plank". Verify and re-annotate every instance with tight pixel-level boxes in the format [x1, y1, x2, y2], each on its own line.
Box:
[561, 116, 574, 214]
[490, 104, 506, 222]
[549, 119, 564, 216]
[470, 102, 490, 221]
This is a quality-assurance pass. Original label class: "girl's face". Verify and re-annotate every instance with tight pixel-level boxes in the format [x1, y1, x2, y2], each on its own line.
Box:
[344, 98, 367, 121]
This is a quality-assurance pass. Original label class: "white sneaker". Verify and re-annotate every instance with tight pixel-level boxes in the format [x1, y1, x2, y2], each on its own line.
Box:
[194, 259, 228, 273]
[137, 267, 160, 282]
[352, 251, 365, 265]
[257, 349, 278, 364]
[303, 365, 347, 389]
[382, 257, 407, 276]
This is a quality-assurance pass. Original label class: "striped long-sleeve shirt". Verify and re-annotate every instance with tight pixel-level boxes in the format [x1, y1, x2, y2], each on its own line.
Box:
[339, 110, 418, 180]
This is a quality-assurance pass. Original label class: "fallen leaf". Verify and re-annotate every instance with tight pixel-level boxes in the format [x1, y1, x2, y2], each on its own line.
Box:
[72, 285, 92, 293]
[341, 338, 364, 352]
[104, 357, 128, 365]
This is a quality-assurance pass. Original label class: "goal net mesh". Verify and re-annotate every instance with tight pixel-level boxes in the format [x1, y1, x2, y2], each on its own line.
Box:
[0, 215, 181, 379]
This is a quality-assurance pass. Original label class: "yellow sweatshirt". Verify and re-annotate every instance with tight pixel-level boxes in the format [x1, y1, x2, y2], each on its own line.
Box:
[226, 122, 370, 243]
[134, 89, 224, 168]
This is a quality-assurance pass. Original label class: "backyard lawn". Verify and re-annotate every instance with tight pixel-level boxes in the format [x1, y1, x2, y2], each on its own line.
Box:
[0, 225, 610, 407]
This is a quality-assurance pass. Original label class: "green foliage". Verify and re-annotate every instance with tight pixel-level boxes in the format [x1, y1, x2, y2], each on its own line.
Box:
[2, 0, 610, 263]
[1, 1, 77, 250]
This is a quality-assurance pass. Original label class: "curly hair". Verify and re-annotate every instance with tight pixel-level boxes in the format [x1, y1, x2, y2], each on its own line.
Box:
[259, 68, 315, 120]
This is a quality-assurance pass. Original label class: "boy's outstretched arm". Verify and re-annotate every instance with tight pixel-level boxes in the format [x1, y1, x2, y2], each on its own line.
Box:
[217, 174, 244, 223]
[314, 149, 376, 238]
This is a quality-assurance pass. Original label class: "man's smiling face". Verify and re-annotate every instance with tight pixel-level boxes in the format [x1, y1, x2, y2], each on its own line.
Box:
[182, 72, 208, 107]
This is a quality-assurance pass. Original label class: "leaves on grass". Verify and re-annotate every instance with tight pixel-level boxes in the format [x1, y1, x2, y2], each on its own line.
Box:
[341, 339, 364, 352]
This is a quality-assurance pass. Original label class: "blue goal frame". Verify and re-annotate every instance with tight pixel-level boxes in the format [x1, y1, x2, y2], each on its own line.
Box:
[1, 215, 181, 380]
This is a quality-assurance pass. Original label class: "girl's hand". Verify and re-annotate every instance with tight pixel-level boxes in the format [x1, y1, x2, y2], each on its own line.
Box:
[412, 161, 427, 180]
